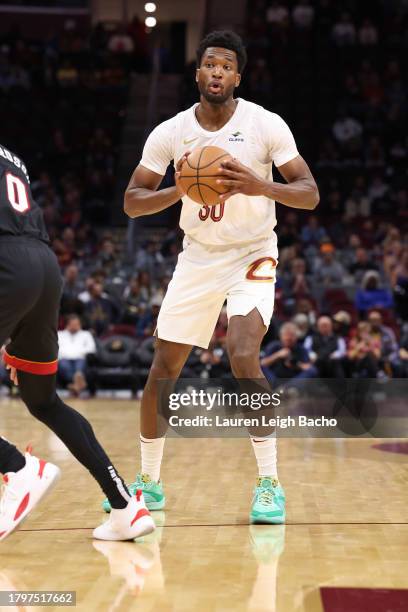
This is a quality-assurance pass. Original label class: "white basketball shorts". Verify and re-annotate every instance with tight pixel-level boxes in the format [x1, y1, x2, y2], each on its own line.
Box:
[156, 236, 278, 348]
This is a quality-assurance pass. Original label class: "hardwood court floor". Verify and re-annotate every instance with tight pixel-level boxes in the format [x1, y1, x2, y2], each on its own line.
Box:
[1, 398, 407, 612]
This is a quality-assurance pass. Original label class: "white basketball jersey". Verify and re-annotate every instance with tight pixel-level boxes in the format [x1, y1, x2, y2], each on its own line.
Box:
[140, 98, 299, 249]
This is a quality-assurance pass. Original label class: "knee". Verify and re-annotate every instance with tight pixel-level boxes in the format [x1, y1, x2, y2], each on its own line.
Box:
[25, 399, 48, 420]
[228, 346, 261, 378]
[145, 340, 191, 384]
[21, 389, 56, 421]
[149, 356, 184, 380]
[74, 359, 86, 373]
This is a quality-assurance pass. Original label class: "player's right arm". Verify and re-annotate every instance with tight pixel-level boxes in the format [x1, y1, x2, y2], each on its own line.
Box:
[124, 155, 188, 219]
[124, 118, 188, 218]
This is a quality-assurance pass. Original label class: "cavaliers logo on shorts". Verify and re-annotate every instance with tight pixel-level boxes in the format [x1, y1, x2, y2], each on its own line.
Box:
[246, 257, 277, 282]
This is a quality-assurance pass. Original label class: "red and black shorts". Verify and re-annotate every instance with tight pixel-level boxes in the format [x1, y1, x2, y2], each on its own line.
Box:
[0, 236, 62, 375]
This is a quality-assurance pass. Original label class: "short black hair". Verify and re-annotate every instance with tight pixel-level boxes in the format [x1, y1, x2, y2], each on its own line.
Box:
[196, 30, 247, 74]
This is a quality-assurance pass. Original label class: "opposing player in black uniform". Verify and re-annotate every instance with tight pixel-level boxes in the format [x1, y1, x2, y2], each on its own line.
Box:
[0, 145, 154, 541]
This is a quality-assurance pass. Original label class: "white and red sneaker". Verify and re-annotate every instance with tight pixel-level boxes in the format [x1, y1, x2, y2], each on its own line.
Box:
[93, 490, 155, 541]
[0, 451, 60, 541]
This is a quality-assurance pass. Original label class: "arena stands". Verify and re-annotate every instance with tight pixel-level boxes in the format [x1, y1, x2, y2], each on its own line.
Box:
[1, 2, 407, 395]
[241, 0, 408, 381]
[0, 17, 145, 234]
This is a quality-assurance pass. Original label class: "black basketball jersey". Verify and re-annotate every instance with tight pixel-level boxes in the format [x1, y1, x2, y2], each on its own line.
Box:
[0, 144, 49, 243]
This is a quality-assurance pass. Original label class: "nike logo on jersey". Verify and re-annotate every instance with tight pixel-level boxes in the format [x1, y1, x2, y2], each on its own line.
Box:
[183, 136, 199, 145]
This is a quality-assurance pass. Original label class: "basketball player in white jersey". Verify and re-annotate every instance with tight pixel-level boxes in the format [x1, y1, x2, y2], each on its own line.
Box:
[102, 30, 319, 523]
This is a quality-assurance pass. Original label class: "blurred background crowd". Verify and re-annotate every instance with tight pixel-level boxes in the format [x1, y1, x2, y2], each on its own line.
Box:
[0, 0, 407, 395]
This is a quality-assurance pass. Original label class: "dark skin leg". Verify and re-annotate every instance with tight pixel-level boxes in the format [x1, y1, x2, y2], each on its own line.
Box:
[227, 308, 275, 437]
[142, 309, 269, 438]
[227, 308, 266, 378]
[141, 338, 192, 439]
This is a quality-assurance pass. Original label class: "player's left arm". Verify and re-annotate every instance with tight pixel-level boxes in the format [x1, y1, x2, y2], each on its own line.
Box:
[218, 154, 319, 210]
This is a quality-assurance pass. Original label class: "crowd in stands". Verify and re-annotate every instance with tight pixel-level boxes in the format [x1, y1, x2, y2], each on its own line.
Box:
[3, 214, 407, 396]
[241, 0, 408, 387]
[0, 16, 149, 237]
[1, 2, 408, 395]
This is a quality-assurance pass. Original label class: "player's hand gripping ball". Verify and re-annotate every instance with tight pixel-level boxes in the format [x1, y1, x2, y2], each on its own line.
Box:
[176, 146, 232, 206]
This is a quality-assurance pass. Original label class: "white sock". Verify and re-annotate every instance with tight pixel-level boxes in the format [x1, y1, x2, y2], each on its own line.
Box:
[140, 435, 165, 482]
[250, 436, 278, 479]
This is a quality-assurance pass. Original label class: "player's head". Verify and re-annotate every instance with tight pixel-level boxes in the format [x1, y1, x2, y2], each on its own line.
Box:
[195, 30, 247, 104]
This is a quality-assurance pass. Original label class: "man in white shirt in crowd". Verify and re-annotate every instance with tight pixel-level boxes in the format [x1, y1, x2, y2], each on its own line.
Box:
[58, 315, 96, 395]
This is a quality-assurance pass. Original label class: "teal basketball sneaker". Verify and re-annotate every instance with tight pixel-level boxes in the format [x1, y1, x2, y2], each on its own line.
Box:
[102, 473, 165, 513]
[249, 477, 286, 524]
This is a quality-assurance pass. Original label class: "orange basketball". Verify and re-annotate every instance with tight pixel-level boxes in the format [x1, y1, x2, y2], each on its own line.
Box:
[178, 146, 232, 206]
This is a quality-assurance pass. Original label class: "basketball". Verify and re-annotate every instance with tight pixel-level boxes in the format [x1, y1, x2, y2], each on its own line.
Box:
[178, 145, 233, 206]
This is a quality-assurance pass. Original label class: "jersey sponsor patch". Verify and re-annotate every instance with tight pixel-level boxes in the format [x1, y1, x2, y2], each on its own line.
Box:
[229, 131, 244, 142]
